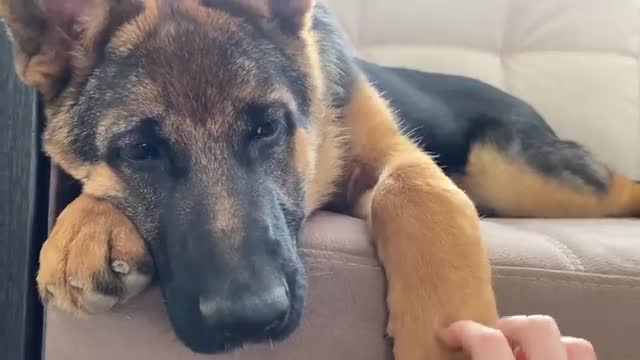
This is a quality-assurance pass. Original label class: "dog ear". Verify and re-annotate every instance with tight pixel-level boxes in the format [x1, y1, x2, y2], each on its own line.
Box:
[1, 0, 140, 99]
[209, 0, 315, 34]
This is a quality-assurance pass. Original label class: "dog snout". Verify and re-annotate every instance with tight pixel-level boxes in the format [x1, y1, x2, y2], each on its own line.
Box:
[198, 275, 291, 335]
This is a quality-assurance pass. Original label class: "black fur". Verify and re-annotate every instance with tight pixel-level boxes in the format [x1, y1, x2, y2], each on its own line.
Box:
[312, 4, 357, 110]
[62, 10, 315, 353]
[14, 1, 614, 355]
[357, 59, 611, 192]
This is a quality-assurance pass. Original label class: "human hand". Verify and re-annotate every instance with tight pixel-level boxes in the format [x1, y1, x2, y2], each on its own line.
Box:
[441, 315, 597, 360]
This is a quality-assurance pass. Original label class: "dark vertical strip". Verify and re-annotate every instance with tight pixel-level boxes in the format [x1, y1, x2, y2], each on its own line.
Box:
[0, 26, 49, 360]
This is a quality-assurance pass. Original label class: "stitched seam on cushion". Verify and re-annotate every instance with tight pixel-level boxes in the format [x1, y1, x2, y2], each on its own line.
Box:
[358, 44, 638, 59]
[300, 254, 640, 290]
[361, 43, 498, 53]
[504, 49, 637, 58]
[489, 221, 586, 272]
[305, 264, 380, 273]
[303, 245, 640, 280]
[494, 274, 640, 290]
[301, 249, 380, 267]
[493, 265, 640, 281]
[302, 256, 640, 282]
[300, 258, 640, 290]
[511, 224, 590, 273]
[304, 256, 381, 270]
[540, 235, 585, 272]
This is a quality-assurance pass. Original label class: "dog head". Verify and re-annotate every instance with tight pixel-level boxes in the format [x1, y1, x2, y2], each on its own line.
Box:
[1, 0, 320, 353]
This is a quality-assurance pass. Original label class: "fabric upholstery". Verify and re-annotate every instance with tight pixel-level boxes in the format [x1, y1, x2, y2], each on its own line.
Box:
[327, 0, 640, 180]
[44, 213, 640, 360]
[43, 2, 640, 360]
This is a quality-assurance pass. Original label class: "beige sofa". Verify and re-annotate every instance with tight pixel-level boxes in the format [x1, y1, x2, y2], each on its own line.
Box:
[43, 1, 640, 360]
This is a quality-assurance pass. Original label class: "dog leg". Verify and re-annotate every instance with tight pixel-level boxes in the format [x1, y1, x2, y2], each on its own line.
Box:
[345, 80, 498, 360]
[455, 142, 640, 218]
[37, 193, 153, 315]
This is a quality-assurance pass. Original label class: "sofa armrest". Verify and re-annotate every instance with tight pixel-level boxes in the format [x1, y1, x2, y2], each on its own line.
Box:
[44, 212, 392, 360]
[44, 213, 640, 360]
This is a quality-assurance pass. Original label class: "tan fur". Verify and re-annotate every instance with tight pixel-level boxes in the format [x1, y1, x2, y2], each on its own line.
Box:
[43, 140, 90, 180]
[14, 39, 69, 100]
[212, 186, 244, 261]
[341, 80, 498, 360]
[9, 1, 499, 355]
[295, 19, 346, 214]
[37, 194, 150, 315]
[628, 181, 640, 217]
[455, 143, 640, 218]
[219, 0, 315, 33]
[9, 1, 637, 359]
[109, 3, 159, 56]
[2, 0, 115, 99]
[82, 164, 126, 199]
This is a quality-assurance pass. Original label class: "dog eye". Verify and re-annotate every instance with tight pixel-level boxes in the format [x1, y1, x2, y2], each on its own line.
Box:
[122, 143, 160, 162]
[251, 120, 281, 142]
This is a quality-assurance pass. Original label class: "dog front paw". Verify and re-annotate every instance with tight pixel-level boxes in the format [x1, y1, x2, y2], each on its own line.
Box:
[37, 194, 153, 315]
[387, 316, 471, 360]
[385, 286, 498, 360]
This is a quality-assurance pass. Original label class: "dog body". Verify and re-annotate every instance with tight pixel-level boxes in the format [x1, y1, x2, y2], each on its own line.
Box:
[2, 0, 639, 359]
[359, 59, 640, 218]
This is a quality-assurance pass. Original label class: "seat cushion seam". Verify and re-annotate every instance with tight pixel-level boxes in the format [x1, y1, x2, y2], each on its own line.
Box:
[486, 221, 586, 272]
[494, 274, 640, 290]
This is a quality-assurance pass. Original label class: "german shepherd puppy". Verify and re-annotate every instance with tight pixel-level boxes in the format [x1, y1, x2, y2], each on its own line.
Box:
[2, 0, 639, 358]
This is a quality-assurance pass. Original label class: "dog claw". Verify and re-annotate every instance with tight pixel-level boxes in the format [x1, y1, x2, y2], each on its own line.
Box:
[36, 194, 154, 315]
[68, 277, 83, 288]
[111, 260, 131, 275]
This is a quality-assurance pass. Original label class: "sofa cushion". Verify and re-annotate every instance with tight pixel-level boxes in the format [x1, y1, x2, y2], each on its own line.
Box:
[44, 212, 640, 360]
[326, 0, 640, 180]
[483, 218, 640, 360]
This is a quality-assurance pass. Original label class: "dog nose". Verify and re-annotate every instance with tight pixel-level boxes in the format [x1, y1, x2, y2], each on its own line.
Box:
[198, 280, 290, 334]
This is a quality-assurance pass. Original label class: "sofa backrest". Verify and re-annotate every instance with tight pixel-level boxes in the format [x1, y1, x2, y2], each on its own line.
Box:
[326, 0, 640, 179]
